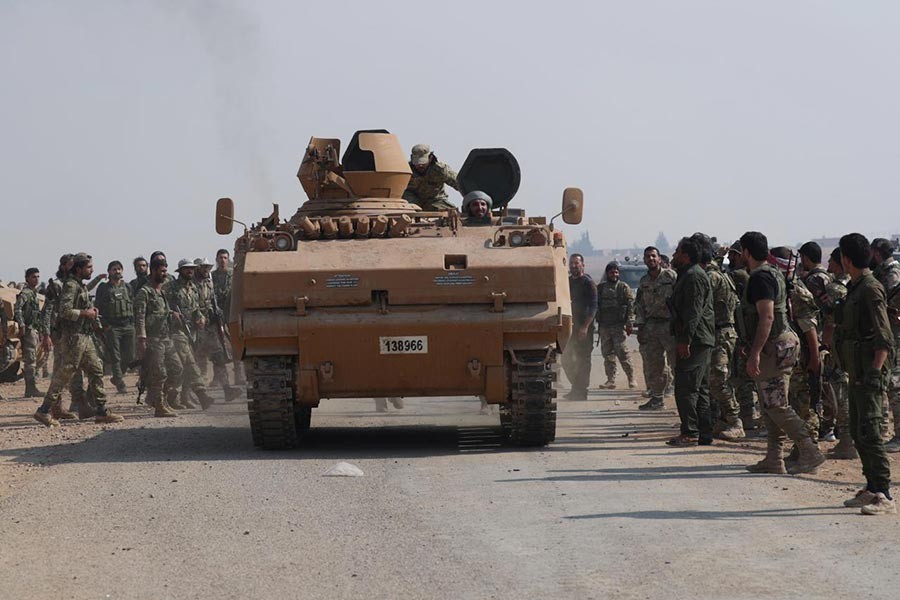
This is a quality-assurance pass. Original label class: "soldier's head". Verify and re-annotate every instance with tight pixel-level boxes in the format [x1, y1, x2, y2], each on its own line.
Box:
[194, 257, 213, 278]
[828, 247, 843, 275]
[216, 249, 230, 270]
[673, 237, 700, 269]
[71, 253, 93, 281]
[462, 191, 492, 219]
[133, 256, 148, 277]
[798, 241, 822, 270]
[150, 251, 166, 263]
[768, 247, 796, 279]
[176, 259, 195, 281]
[727, 240, 744, 269]
[24, 268, 39, 289]
[149, 258, 168, 284]
[569, 253, 585, 278]
[870, 238, 894, 265]
[605, 261, 620, 283]
[689, 232, 713, 265]
[643, 246, 660, 271]
[739, 231, 768, 267]
[410, 144, 433, 175]
[56, 253, 74, 280]
[840, 233, 872, 273]
[107, 261, 123, 282]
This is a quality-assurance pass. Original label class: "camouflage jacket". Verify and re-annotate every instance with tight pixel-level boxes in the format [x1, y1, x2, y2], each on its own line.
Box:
[95, 280, 134, 323]
[802, 266, 833, 313]
[40, 277, 65, 336]
[164, 277, 203, 329]
[211, 268, 232, 319]
[134, 284, 171, 339]
[790, 278, 820, 357]
[58, 278, 96, 337]
[596, 280, 635, 326]
[635, 268, 677, 323]
[873, 258, 900, 333]
[706, 264, 738, 327]
[402, 159, 459, 210]
[196, 278, 214, 319]
[14, 286, 43, 333]
[128, 274, 149, 297]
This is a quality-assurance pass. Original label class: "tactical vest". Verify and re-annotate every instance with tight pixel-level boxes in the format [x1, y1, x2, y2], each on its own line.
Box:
[18, 288, 40, 328]
[105, 283, 134, 321]
[739, 264, 789, 344]
[597, 280, 629, 326]
[60, 280, 95, 336]
[138, 286, 171, 338]
[708, 267, 737, 327]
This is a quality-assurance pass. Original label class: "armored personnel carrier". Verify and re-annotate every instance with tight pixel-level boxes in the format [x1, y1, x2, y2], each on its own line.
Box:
[216, 130, 583, 449]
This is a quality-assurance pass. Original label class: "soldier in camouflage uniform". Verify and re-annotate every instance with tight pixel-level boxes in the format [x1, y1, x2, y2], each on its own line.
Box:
[596, 262, 635, 389]
[739, 233, 824, 475]
[402, 144, 460, 211]
[870, 238, 900, 451]
[635, 246, 676, 410]
[33, 254, 123, 427]
[195, 258, 242, 401]
[694, 236, 744, 441]
[133, 258, 179, 418]
[165, 259, 215, 410]
[95, 260, 135, 394]
[767, 247, 823, 466]
[128, 256, 149, 297]
[14, 268, 46, 398]
[212, 248, 244, 386]
[820, 247, 857, 459]
[726, 241, 759, 429]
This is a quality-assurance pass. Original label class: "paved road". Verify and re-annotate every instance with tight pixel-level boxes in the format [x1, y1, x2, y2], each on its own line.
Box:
[0, 382, 898, 599]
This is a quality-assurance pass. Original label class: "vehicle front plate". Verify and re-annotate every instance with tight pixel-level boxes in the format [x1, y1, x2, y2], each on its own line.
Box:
[379, 336, 428, 355]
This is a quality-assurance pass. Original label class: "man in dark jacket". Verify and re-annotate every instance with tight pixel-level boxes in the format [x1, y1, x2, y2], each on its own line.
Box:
[562, 254, 598, 401]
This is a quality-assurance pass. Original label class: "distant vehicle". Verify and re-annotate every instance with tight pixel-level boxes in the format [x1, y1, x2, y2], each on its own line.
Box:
[617, 262, 648, 289]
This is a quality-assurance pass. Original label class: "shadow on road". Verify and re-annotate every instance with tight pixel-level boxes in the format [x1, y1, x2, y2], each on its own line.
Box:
[564, 506, 850, 521]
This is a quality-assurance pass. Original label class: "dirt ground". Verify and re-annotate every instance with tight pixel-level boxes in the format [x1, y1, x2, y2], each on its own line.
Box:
[0, 342, 898, 599]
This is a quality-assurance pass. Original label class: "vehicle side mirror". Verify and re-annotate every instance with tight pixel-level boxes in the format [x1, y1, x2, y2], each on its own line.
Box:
[561, 188, 583, 225]
[216, 197, 235, 235]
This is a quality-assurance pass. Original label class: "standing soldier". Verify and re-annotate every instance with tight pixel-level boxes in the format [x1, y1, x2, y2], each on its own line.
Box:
[739, 232, 824, 475]
[195, 258, 242, 401]
[402, 144, 460, 211]
[95, 260, 134, 394]
[695, 235, 744, 441]
[635, 246, 677, 411]
[165, 259, 215, 410]
[33, 253, 123, 427]
[212, 248, 244, 386]
[727, 241, 759, 429]
[838, 234, 895, 515]
[870, 238, 900, 450]
[133, 258, 179, 418]
[562, 253, 597, 401]
[799, 241, 836, 441]
[667, 237, 715, 446]
[128, 256, 149, 296]
[14, 268, 46, 398]
[596, 261, 636, 389]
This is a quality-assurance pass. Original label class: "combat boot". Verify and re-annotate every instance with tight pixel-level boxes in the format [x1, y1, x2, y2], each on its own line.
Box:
[154, 398, 177, 418]
[747, 425, 787, 474]
[24, 378, 44, 398]
[50, 403, 77, 420]
[223, 385, 243, 403]
[788, 436, 826, 475]
[110, 377, 127, 394]
[829, 432, 859, 459]
[33, 409, 60, 428]
[602, 379, 616, 389]
[638, 396, 664, 411]
[197, 389, 215, 410]
[716, 418, 745, 442]
[94, 407, 124, 424]
[884, 436, 900, 453]
[75, 398, 96, 420]
[165, 389, 184, 410]
[179, 389, 198, 409]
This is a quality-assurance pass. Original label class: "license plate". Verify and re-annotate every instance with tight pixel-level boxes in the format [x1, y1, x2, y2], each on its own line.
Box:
[379, 336, 428, 355]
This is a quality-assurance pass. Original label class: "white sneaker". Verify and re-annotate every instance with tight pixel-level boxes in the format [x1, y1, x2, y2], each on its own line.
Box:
[861, 493, 897, 515]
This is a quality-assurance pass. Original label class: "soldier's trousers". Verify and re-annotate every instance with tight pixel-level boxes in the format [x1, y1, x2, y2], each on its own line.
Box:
[674, 345, 712, 438]
[144, 337, 182, 407]
[198, 328, 227, 384]
[887, 332, 900, 438]
[171, 332, 208, 395]
[638, 320, 674, 399]
[598, 325, 633, 383]
[731, 349, 758, 422]
[709, 327, 740, 424]
[849, 376, 892, 493]
[51, 332, 85, 401]
[21, 328, 40, 382]
[562, 328, 594, 392]
[104, 324, 135, 381]
[43, 334, 106, 409]
[789, 360, 820, 440]
[825, 366, 850, 433]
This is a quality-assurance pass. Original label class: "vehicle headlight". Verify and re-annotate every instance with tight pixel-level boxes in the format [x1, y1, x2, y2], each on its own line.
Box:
[274, 233, 294, 251]
[509, 231, 526, 247]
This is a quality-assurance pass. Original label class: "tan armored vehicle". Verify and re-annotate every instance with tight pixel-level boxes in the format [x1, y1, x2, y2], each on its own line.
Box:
[216, 130, 583, 449]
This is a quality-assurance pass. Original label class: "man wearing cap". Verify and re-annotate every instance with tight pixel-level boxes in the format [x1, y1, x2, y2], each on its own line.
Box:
[95, 260, 134, 394]
[462, 191, 493, 225]
[165, 259, 215, 410]
[195, 257, 241, 401]
[14, 267, 46, 398]
[595, 261, 636, 389]
[403, 144, 460, 211]
[34, 253, 123, 426]
[212, 248, 244, 386]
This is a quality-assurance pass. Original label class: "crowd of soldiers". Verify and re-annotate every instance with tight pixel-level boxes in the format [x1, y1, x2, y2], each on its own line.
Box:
[565, 232, 899, 516]
[3, 249, 241, 426]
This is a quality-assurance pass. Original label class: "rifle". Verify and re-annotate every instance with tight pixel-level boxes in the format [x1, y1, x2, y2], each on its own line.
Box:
[170, 301, 196, 347]
[90, 315, 114, 360]
[808, 359, 823, 416]
[209, 289, 233, 362]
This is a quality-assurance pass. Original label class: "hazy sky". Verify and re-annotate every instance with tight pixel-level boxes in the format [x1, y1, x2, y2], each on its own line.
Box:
[2, 0, 899, 280]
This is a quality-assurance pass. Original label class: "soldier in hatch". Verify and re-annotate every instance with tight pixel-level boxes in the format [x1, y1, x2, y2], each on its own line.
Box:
[403, 144, 460, 211]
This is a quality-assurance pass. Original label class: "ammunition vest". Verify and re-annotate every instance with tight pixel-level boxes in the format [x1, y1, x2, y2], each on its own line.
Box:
[103, 282, 134, 322]
[138, 286, 171, 338]
[59, 280, 95, 336]
[708, 266, 737, 327]
[597, 280, 629, 326]
[17, 288, 40, 329]
[739, 264, 789, 344]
